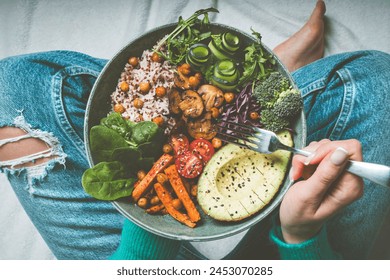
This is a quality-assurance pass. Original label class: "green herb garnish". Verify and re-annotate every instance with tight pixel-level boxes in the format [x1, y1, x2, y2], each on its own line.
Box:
[238, 28, 276, 90]
[154, 7, 219, 64]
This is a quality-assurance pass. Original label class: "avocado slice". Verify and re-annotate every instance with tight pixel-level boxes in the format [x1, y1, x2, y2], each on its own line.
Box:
[197, 130, 293, 221]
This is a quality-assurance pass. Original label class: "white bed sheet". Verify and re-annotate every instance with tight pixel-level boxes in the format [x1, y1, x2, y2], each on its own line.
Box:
[0, 0, 389, 260]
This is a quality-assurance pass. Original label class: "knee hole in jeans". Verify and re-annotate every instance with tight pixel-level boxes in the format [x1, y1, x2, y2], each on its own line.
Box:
[0, 127, 58, 168]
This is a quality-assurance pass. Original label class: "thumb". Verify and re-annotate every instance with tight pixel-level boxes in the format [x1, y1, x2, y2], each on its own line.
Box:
[305, 147, 350, 197]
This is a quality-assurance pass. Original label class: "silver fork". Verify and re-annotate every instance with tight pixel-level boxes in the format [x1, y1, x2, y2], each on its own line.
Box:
[215, 120, 390, 188]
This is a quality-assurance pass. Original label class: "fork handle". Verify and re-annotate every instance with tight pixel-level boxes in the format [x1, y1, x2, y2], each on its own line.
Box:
[290, 147, 390, 188]
[346, 161, 390, 188]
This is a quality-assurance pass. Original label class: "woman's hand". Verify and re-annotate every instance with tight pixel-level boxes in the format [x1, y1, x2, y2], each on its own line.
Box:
[280, 139, 364, 244]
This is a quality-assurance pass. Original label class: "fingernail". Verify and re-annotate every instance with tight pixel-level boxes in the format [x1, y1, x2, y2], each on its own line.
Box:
[330, 147, 349, 166]
[289, 167, 294, 181]
[304, 153, 315, 165]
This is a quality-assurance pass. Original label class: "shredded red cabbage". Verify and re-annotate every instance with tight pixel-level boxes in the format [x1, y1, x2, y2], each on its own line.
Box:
[220, 83, 262, 127]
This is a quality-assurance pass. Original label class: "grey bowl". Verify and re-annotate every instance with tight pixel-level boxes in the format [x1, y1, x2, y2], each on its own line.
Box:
[84, 23, 306, 241]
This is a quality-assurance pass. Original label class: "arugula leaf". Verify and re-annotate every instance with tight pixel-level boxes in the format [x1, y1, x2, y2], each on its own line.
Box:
[238, 28, 276, 89]
[154, 7, 218, 64]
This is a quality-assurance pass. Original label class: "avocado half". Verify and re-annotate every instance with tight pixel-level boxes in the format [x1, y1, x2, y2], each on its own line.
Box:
[197, 130, 293, 221]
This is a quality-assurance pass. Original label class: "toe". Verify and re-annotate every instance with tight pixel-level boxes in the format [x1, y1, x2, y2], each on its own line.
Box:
[310, 0, 326, 20]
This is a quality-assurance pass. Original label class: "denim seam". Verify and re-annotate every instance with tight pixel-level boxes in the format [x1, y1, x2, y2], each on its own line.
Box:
[299, 79, 327, 98]
[329, 68, 355, 140]
[51, 66, 100, 159]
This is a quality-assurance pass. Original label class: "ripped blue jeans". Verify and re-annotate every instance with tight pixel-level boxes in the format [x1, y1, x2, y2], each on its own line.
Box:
[0, 50, 389, 259]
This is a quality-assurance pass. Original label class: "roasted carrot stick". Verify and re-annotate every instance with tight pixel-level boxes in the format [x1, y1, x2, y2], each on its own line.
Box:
[154, 182, 196, 228]
[132, 153, 173, 202]
[146, 204, 165, 214]
[164, 164, 201, 223]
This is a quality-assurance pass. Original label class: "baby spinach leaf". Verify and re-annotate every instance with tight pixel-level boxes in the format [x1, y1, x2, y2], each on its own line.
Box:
[82, 161, 137, 200]
[130, 121, 160, 145]
[111, 146, 154, 174]
[85, 116, 166, 200]
[90, 125, 128, 163]
[100, 112, 134, 141]
[137, 128, 165, 159]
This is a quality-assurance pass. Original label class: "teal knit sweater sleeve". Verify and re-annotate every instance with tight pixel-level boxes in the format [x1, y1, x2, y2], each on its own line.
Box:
[109, 219, 340, 260]
[269, 225, 341, 260]
[109, 219, 182, 260]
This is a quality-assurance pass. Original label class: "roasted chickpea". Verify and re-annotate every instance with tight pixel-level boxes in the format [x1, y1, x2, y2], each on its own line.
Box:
[194, 72, 203, 81]
[150, 196, 160, 206]
[139, 81, 151, 94]
[224, 92, 235, 103]
[188, 76, 201, 88]
[137, 197, 149, 209]
[162, 143, 173, 154]
[179, 63, 191, 75]
[212, 137, 222, 149]
[152, 116, 164, 127]
[133, 98, 144, 109]
[113, 103, 125, 114]
[210, 107, 220, 118]
[156, 173, 168, 185]
[172, 198, 183, 210]
[128, 57, 139, 67]
[249, 111, 260, 120]
[155, 86, 167, 98]
[120, 81, 129, 92]
[137, 170, 146, 180]
[151, 52, 163, 63]
[190, 185, 198, 197]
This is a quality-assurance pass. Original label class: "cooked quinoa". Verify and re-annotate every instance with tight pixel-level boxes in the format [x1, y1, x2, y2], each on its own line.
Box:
[111, 48, 176, 133]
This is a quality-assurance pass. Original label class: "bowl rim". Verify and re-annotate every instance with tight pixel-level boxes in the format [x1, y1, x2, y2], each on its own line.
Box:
[83, 22, 307, 241]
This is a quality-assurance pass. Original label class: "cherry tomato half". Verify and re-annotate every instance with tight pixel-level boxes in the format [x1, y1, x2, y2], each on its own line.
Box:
[169, 134, 189, 156]
[175, 151, 203, 179]
[190, 138, 215, 164]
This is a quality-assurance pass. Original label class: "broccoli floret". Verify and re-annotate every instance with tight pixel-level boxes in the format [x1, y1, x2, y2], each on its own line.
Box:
[253, 72, 290, 109]
[252, 71, 303, 132]
[261, 109, 289, 132]
[272, 89, 303, 118]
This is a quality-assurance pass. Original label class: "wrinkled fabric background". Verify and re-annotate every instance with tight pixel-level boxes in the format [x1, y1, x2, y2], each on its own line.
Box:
[0, 0, 389, 259]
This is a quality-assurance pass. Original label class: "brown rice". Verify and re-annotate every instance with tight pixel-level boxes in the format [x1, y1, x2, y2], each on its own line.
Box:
[111, 48, 176, 133]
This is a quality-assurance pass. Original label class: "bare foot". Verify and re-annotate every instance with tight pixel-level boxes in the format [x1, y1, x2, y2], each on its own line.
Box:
[273, 0, 326, 72]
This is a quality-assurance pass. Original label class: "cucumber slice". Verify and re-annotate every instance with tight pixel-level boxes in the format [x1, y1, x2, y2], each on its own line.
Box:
[214, 71, 239, 83]
[211, 75, 237, 91]
[208, 40, 231, 60]
[215, 60, 237, 77]
[211, 59, 240, 91]
[222, 32, 240, 53]
[214, 60, 239, 82]
[189, 44, 210, 63]
[186, 55, 202, 68]
[186, 43, 211, 70]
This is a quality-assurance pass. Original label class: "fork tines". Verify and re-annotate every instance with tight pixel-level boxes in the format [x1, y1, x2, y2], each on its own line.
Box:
[214, 119, 259, 150]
